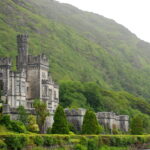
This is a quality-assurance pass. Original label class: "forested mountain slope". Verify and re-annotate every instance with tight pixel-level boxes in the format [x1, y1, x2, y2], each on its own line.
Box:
[0, 0, 150, 99]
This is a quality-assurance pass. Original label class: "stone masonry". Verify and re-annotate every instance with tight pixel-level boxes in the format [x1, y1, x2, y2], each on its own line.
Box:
[65, 108, 129, 133]
[0, 34, 59, 128]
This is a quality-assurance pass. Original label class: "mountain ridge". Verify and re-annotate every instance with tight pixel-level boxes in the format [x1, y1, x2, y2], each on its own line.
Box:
[0, 0, 150, 99]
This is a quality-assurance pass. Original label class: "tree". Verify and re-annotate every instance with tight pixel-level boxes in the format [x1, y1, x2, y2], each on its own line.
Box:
[82, 110, 102, 134]
[83, 82, 103, 111]
[33, 99, 49, 133]
[51, 105, 69, 134]
[131, 115, 143, 135]
[27, 115, 39, 132]
[17, 106, 28, 125]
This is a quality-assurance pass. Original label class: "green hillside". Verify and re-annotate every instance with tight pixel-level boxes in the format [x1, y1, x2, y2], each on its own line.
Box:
[0, 0, 150, 100]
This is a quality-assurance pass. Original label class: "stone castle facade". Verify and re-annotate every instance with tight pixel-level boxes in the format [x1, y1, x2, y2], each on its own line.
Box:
[0, 34, 59, 127]
[0, 35, 129, 133]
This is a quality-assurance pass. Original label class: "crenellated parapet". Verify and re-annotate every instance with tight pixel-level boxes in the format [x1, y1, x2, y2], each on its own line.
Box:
[65, 108, 129, 133]
[0, 57, 11, 67]
[65, 108, 86, 131]
[97, 112, 116, 119]
[28, 54, 49, 67]
[118, 115, 129, 121]
[65, 108, 86, 116]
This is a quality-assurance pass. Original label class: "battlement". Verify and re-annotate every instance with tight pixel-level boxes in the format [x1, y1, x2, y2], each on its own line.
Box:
[118, 115, 129, 121]
[28, 54, 49, 67]
[17, 34, 28, 44]
[97, 112, 116, 119]
[65, 108, 86, 116]
[0, 57, 11, 66]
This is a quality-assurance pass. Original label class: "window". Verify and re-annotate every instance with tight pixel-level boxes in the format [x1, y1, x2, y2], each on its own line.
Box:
[54, 91, 57, 99]
[0, 73, 3, 78]
[21, 81, 25, 93]
[16, 80, 20, 93]
[48, 89, 52, 100]
[16, 100, 20, 107]
[48, 102, 51, 108]
[0, 80, 4, 91]
[42, 72, 46, 79]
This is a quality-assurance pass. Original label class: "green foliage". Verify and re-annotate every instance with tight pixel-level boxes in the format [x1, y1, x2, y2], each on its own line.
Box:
[131, 115, 144, 135]
[52, 105, 69, 134]
[60, 81, 150, 134]
[10, 120, 27, 133]
[87, 138, 99, 150]
[43, 136, 54, 146]
[0, 115, 27, 133]
[46, 127, 51, 134]
[17, 105, 28, 125]
[1, 134, 150, 150]
[82, 110, 102, 134]
[0, 115, 11, 129]
[34, 136, 44, 146]
[1, 0, 150, 101]
[73, 144, 87, 150]
[83, 82, 103, 111]
[0, 140, 6, 150]
[27, 115, 39, 132]
[33, 99, 49, 133]
[5, 135, 27, 150]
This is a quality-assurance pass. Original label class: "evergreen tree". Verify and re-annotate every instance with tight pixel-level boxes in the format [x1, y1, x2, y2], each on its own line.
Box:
[82, 110, 102, 134]
[51, 105, 69, 134]
[131, 115, 143, 135]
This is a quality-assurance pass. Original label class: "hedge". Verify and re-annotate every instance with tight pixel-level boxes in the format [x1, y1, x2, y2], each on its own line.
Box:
[0, 134, 150, 150]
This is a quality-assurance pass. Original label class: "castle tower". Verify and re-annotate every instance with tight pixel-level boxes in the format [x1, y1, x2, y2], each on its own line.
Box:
[17, 34, 28, 70]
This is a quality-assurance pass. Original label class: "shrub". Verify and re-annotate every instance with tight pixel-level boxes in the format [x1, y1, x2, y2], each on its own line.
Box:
[34, 136, 44, 146]
[10, 120, 27, 133]
[73, 144, 87, 150]
[82, 110, 102, 134]
[43, 136, 54, 146]
[131, 115, 144, 135]
[80, 136, 88, 146]
[0, 115, 12, 128]
[51, 105, 69, 134]
[87, 138, 98, 150]
[0, 140, 6, 150]
[5, 135, 27, 150]
[46, 127, 51, 134]
[27, 115, 39, 132]
[68, 122, 77, 134]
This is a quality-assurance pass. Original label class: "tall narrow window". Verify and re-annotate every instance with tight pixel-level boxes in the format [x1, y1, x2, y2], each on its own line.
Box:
[16, 100, 20, 107]
[21, 81, 25, 93]
[16, 80, 20, 93]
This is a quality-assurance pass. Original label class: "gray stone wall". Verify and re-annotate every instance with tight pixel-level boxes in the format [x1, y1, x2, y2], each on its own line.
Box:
[65, 108, 86, 131]
[65, 109, 129, 133]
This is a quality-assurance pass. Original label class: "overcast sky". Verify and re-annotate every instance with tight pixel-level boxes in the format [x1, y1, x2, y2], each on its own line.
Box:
[57, 0, 150, 43]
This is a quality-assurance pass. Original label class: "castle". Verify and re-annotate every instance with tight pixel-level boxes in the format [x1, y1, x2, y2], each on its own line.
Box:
[0, 34, 59, 127]
[0, 35, 129, 133]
